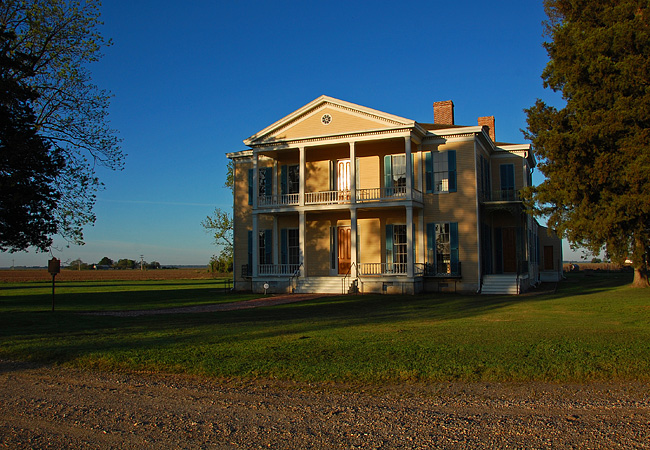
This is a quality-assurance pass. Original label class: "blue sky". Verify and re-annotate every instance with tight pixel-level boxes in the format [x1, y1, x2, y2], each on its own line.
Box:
[2, 0, 582, 268]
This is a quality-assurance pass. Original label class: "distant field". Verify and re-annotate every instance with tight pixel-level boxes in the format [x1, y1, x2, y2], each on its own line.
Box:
[0, 268, 228, 283]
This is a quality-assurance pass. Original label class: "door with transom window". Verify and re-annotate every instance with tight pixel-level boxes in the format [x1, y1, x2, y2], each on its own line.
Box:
[338, 226, 351, 275]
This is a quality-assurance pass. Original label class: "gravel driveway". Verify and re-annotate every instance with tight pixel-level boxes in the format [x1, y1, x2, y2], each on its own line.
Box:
[1, 360, 649, 449]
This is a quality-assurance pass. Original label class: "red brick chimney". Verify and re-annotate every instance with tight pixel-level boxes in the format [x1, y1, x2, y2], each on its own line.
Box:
[433, 100, 454, 125]
[478, 116, 495, 141]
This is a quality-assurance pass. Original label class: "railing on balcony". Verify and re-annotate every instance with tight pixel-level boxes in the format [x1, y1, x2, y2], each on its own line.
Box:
[258, 264, 301, 276]
[257, 188, 424, 208]
[358, 262, 408, 275]
[481, 189, 521, 202]
[305, 190, 350, 205]
[258, 193, 300, 207]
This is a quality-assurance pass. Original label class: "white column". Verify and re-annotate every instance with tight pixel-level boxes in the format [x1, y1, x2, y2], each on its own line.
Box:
[299, 146, 305, 206]
[299, 211, 306, 277]
[418, 210, 425, 265]
[406, 206, 414, 278]
[252, 213, 259, 278]
[351, 208, 358, 278]
[252, 153, 259, 209]
[272, 216, 279, 266]
[349, 141, 356, 204]
[405, 136, 412, 200]
[416, 144, 423, 193]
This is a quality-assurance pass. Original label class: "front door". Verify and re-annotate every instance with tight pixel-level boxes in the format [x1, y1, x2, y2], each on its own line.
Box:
[338, 226, 351, 275]
[502, 227, 517, 273]
[544, 246, 554, 271]
[337, 160, 350, 201]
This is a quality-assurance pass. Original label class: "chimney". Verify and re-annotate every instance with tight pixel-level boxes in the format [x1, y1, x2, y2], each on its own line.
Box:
[478, 116, 495, 142]
[433, 100, 454, 125]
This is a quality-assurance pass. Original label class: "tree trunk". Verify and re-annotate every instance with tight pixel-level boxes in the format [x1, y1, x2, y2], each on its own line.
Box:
[631, 235, 649, 288]
[632, 267, 649, 288]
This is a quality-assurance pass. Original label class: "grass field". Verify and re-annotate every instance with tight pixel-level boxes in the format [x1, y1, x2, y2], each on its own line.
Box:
[1, 271, 649, 383]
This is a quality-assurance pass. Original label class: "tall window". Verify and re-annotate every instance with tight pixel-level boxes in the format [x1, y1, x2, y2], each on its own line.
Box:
[386, 224, 408, 273]
[426, 222, 459, 275]
[281, 165, 299, 196]
[248, 167, 273, 204]
[500, 164, 515, 200]
[281, 228, 300, 268]
[425, 150, 456, 193]
[384, 154, 408, 195]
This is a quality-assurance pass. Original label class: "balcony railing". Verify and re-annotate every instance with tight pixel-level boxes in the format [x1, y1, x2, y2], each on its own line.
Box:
[481, 189, 521, 203]
[257, 188, 423, 208]
[358, 262, 409, 276]
[258, 194, 299, 207]
[305, 190, 350, 204]
[258, 264, 301, 276]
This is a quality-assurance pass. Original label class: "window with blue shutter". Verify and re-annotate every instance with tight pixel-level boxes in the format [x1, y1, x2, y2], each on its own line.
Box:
[280, 228, 288, 265]
[247, 230, 252, 275]
[500, 164, 515, 200]
[425, 152, 433, 193]
[248, 169, 253, 205]
[385, 224, 393, 266]
[426, 222, 459, 275]
[431, 150, 456, 193]
[450, 222, 459, 273]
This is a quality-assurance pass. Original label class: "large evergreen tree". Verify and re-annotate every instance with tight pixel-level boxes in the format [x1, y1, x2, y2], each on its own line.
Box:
[0, 28, 63, 251]
[525, 0, 650, 287]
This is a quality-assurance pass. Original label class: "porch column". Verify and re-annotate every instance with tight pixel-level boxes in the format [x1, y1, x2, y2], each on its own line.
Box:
[252, 213, 259, 278]
[272, 216, 279, 266]
[252, 152, 259, 209]
[416, 144, 423, 193]
[299, 146, 305, 206]
[349, 141, 356, 204]
[299, 210, 306, 277]
[406, 206, 414, 278]
[405, 136, 412, 200]
[418, 210, 425, 265]
[351, 208, 358, 278]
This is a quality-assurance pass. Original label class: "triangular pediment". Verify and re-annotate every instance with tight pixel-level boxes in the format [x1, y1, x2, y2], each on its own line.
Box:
[244, 96, 415, 146]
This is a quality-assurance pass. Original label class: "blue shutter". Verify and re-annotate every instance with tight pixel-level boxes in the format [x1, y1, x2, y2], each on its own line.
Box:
[448, 150, 457, 192]
[248, 169, 253, 205]
[411, 153, 415, 188]
[264, 167, 273, 197]
[247, 230, 252, 274]
[280, 228, 288, 265]
[386, 224, 394, 266]
[280, 165, 288, 196]
[425, 152, 433, 193]
[384, 155, 392, 191]
[264, 229, 272, 265]
[450, 222, 459, 274]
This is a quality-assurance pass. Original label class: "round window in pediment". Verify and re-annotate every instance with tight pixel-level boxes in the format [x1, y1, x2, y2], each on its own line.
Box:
[321, 114, 332, 125]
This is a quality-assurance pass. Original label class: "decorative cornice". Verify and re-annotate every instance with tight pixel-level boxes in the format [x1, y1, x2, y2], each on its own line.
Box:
[250, 127, 413, 150]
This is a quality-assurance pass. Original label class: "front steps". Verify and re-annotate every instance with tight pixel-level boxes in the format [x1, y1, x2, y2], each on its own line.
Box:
[294, 277, 353, 294]
[481, 274, 519, 295]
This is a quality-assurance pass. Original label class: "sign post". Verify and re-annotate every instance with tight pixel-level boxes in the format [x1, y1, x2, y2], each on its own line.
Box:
[48, 258, 60, 311]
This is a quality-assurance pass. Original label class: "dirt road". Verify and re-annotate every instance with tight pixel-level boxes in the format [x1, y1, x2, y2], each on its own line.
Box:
[1, 361, 649, 449]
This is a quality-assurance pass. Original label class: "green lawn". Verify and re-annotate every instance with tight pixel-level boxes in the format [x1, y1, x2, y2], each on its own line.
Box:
[1, 273, 649, 383]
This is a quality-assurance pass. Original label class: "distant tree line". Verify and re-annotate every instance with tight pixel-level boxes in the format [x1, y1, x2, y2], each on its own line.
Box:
[66, 257, 162, 270]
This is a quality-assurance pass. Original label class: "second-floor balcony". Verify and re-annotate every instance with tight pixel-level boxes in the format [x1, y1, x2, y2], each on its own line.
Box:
[480, 189, 522, 203]
[257, 187, 423, 209]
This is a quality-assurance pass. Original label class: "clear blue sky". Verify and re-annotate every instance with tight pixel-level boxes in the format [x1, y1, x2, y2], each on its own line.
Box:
[2, 0, 582, 268]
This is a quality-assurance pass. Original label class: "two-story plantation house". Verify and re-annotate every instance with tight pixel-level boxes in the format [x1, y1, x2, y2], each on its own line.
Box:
[227, 96, 562, 295]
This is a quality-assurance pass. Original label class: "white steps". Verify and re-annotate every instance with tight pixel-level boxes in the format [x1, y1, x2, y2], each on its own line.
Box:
[295, 277, 352, 294]
[481, 274, 519, 295]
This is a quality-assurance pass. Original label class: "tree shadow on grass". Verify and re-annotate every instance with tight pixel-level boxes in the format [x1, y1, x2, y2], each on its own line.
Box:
[0, 272, 636, 369]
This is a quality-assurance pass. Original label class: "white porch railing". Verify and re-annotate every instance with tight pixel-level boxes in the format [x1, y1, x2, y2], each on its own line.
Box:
[305, 190, 351, 205]
[258, 194, 300, 207]
[258, 264, 301, 275]
[257, 188, 423, 208]
[358, 262, 407, 275]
